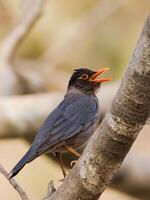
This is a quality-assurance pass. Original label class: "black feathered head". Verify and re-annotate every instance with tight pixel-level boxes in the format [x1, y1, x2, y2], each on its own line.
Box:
[68, 68, 111, 94]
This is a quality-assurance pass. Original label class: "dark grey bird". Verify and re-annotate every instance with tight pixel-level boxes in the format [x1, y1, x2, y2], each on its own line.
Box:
[9, 68, 111, 178]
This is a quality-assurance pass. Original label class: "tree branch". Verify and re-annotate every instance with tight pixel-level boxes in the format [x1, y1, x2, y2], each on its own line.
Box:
[46, 14, 150, 200]
[112, 155, 150, 200]
[0, 92, 63, 139]
[0, 163, 29, 200]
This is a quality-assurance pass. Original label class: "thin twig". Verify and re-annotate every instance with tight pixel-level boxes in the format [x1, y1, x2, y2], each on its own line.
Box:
[0, 163, 29, 200]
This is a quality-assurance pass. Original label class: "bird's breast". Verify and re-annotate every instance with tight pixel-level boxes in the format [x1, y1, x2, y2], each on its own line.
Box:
[54, 120, 99, 153]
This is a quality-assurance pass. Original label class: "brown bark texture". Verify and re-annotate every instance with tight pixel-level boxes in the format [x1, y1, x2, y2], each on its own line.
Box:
[46, 14, 150, 200]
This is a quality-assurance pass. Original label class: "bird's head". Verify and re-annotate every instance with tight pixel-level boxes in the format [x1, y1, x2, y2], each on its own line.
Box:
[68, 68, 112, 94]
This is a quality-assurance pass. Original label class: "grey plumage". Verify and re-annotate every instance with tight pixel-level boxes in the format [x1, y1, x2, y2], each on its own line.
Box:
[9, 90, 100, 178]
[9, 67, 111, 179]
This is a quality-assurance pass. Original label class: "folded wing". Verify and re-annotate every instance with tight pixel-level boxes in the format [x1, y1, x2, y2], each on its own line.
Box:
[33, 94, 99, 155]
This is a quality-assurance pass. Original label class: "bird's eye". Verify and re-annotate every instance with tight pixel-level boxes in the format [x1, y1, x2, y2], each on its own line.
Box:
[79, 74, 89, 80]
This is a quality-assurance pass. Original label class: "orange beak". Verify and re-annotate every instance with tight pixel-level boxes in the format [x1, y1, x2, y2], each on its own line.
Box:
[90, 67, 112, 83]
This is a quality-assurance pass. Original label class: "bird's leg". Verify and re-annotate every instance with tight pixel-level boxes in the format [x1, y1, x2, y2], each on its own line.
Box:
[64, 145, 80, 157]
[64, 145, 80, 168]
[55, 152, 67, 178]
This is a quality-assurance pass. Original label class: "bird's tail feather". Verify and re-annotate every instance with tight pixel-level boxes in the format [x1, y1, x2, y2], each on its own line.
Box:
[9, 148, 35, 179]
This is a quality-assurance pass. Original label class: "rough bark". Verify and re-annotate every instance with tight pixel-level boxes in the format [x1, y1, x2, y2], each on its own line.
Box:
[46, 14, 150, 200]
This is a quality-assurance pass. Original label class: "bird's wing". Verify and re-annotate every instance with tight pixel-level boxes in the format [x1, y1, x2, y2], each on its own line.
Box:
[32, 94, 99, 154]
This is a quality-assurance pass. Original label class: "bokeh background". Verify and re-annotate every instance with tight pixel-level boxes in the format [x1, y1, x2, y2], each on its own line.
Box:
[0, 0, 150, 199]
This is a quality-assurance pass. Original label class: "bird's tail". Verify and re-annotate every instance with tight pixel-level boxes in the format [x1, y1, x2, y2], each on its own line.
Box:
[9, 148, 35, 179]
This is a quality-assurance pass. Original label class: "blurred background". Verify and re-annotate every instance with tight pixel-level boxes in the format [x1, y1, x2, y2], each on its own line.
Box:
[0, 0, 150, 199]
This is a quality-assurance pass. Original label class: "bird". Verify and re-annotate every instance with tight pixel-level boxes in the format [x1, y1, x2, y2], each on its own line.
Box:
[9, 67, 111, 179]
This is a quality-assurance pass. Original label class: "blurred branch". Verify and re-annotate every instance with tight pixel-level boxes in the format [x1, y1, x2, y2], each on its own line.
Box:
[0, 83, 117, 139]
[0, 0, 46, 61]
[0, 163, 29, 200]
[12, 0, 127, 94]
[0, 0, 127, 95]
[0, 0, 46, 95]
[0, 92, 63, 139]
[45, 14, 150, 200]
[112, 139, 150, 200]
[14, 58, 70, 93]
[45, 0, 128, 66]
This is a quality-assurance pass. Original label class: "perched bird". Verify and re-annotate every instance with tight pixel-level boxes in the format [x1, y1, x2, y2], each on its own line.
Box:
[9, 68, 111, 178]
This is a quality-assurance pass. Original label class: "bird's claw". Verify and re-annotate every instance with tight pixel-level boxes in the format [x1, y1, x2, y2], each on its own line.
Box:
[71, 160, 78, 167]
